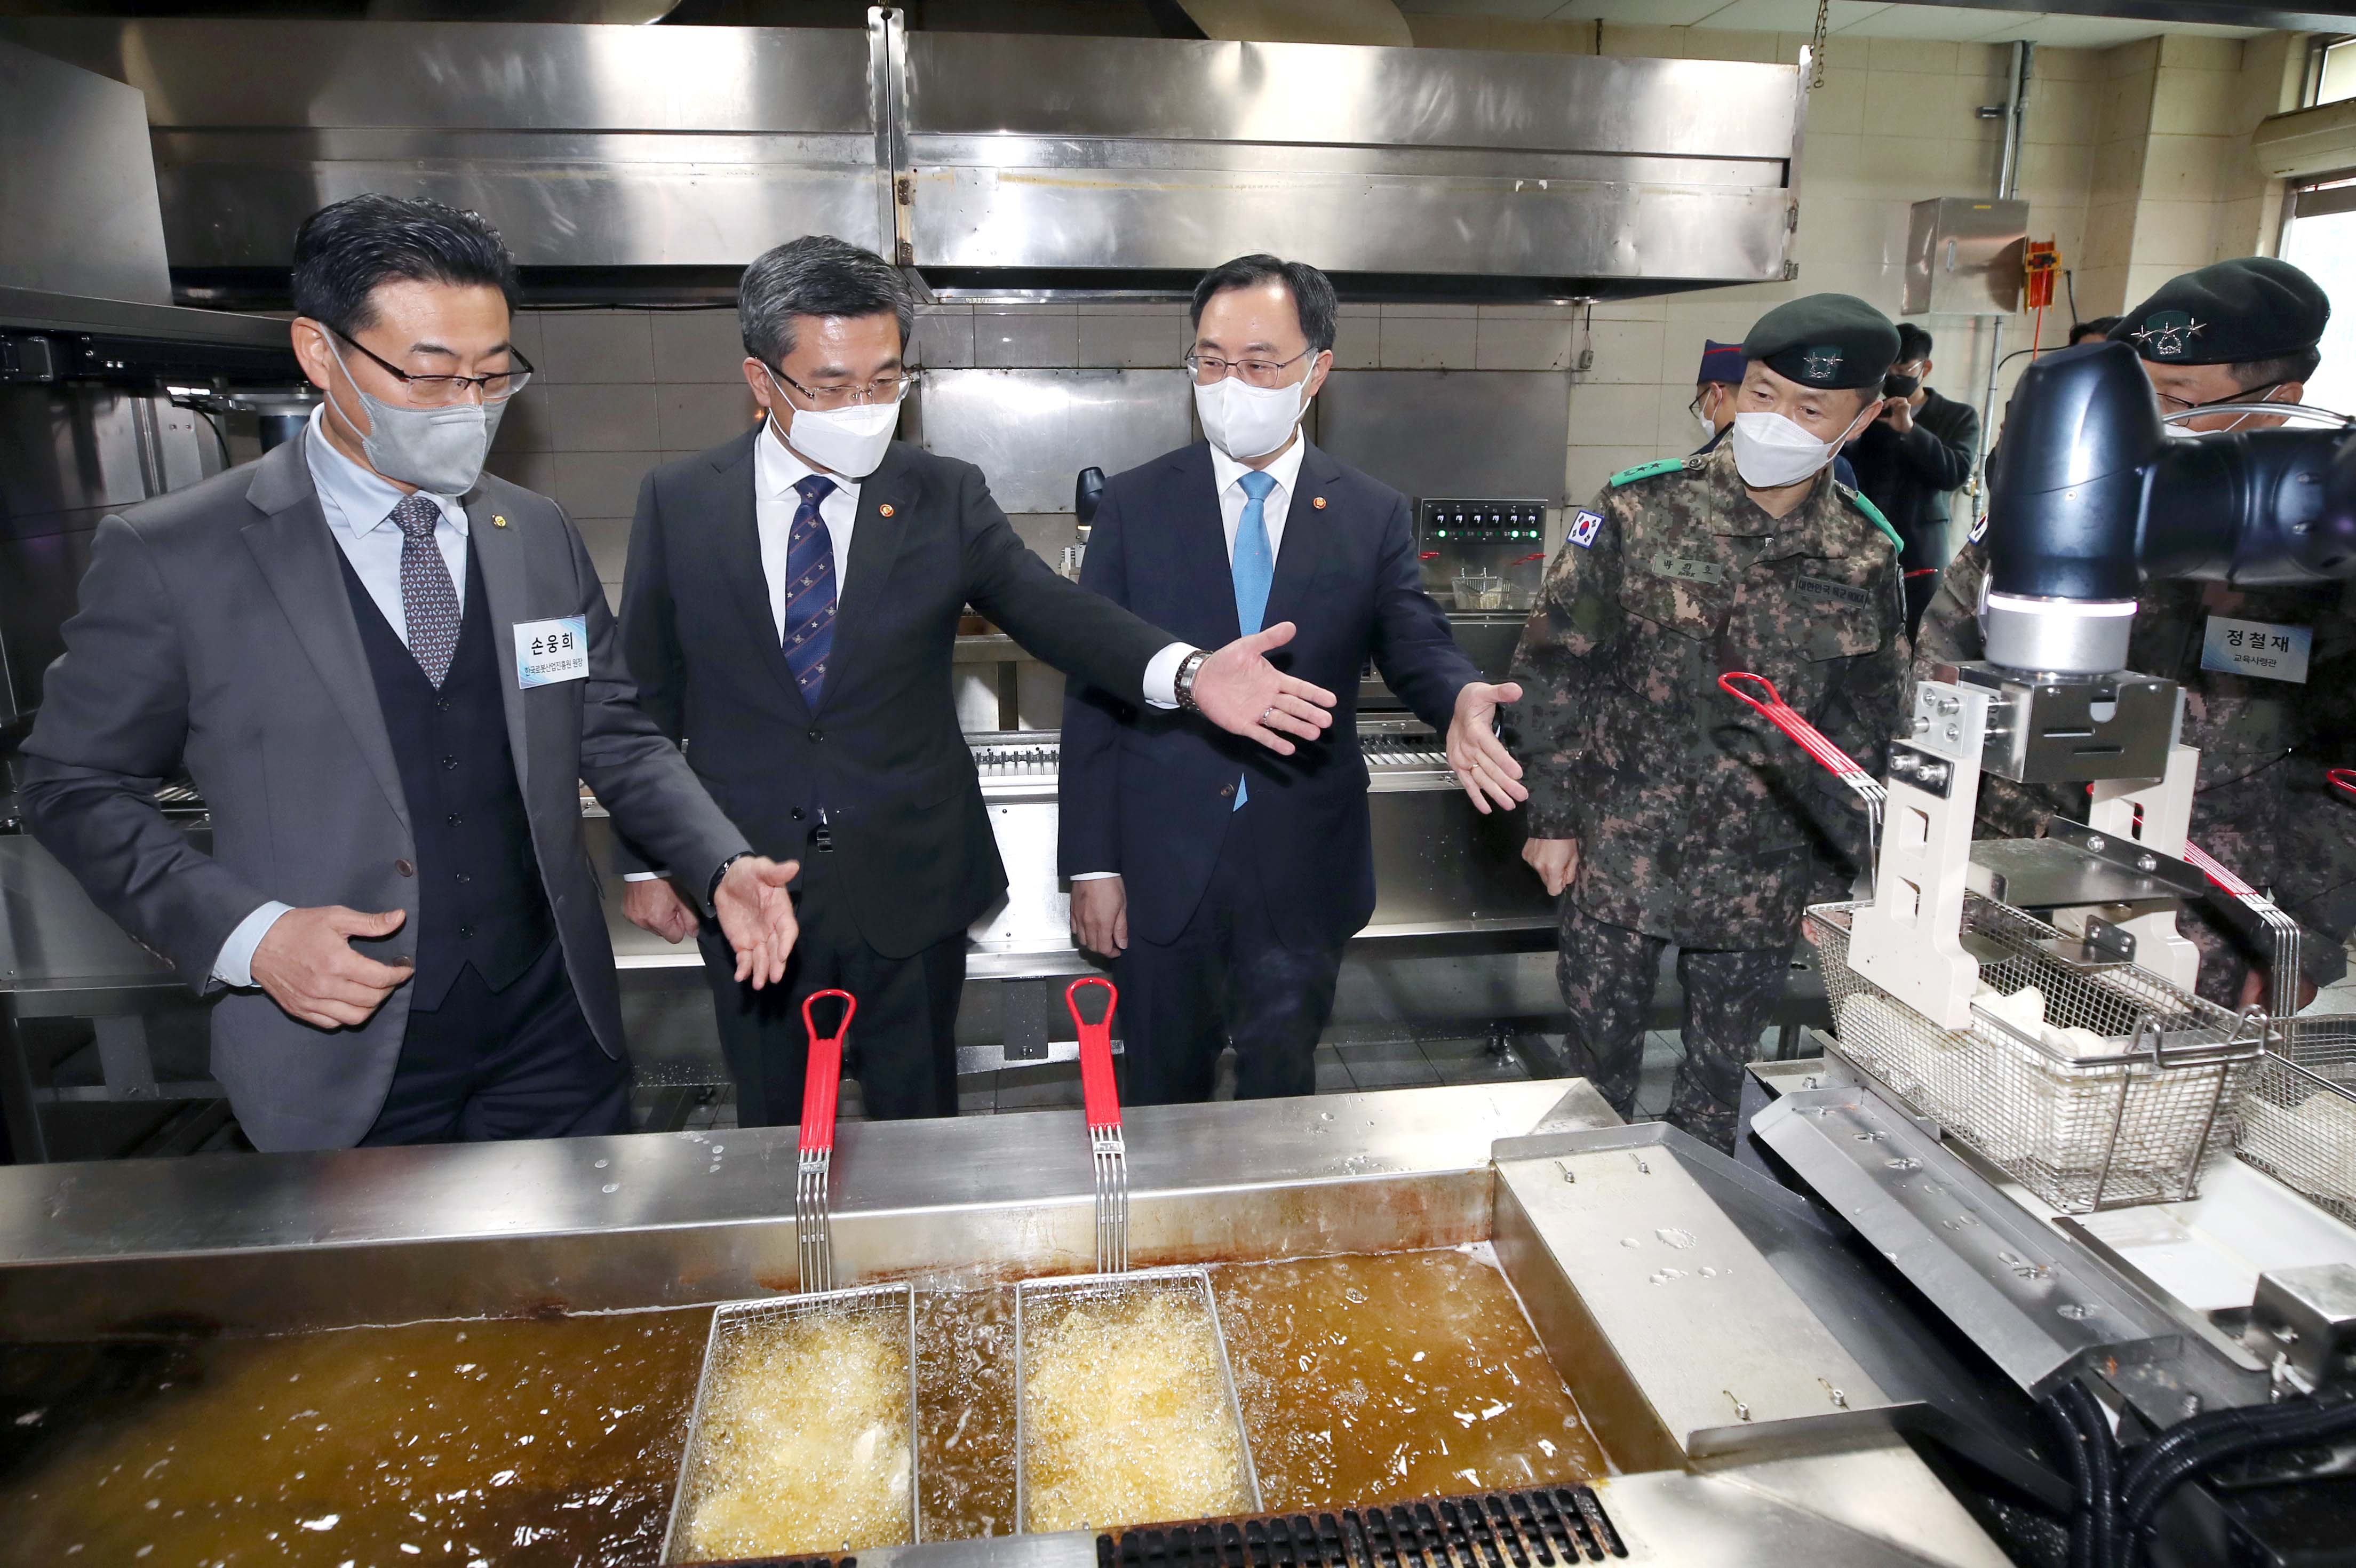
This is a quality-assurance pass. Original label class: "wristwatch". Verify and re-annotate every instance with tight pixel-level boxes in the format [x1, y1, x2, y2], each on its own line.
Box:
[707, 850, 753, 912]
[1173, 648, 1212, 714]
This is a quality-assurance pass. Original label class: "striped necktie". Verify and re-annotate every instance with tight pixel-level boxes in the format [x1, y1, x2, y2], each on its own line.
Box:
[1230, 469, 1278, 810]
[780, 474, 838, 706]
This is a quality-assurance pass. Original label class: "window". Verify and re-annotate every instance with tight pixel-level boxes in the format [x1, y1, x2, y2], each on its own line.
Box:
[2311, 35, 2356, 107]
[2279, 173, 2356, 414]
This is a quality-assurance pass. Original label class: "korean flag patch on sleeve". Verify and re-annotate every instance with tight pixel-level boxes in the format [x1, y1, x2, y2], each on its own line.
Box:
[1569, 508, 1603, 548]
[1968, 514, 1989, 545]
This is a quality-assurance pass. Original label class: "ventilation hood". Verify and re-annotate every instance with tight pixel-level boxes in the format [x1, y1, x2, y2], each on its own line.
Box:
[3, 10, 1809, 305]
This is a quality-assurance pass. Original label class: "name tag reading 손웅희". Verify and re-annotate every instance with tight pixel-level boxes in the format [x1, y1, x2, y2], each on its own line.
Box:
[2199, 616, 2311, 683]
[514, 617, 590, 687]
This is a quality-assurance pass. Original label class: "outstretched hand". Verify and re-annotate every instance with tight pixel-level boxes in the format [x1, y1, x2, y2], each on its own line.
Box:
[714, 855, 801, 989]
[1447, 681, 1526, 814]
[1190, 622, 1336, 755]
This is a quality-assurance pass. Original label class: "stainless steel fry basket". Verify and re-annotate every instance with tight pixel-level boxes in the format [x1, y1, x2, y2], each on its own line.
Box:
[2237, 1016, 2356, 1226]
[1806, 896, 2267, 1212]
[1013, 1265, 1262, 1535]
[660, 1282, 921, 1564]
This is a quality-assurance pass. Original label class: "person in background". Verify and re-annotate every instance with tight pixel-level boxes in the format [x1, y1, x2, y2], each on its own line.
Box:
[1849, 322, 1979, 635]
[1692, 336, 1859, 491]
[18, 194, 804, 1151]
[1060, 255, 1525, 1103]
[2068, 315, 2122, 346]
[617, 236, 1338, 1125]
[1917, 257, 2356, 1011]
[1514, 295, 1911, 1149]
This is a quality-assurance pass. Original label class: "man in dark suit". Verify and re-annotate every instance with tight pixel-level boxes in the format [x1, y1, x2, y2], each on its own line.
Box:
[1059, 255, 1526, 1104]
[617, 236, 1337, 1125]
[1848, 322, 1978, 635]
[19, 195, 801, 1152]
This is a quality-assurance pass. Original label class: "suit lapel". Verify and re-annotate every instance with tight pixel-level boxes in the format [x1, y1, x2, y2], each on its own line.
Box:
[816, 445, 917, 716]
[240, 433, 410, 831]
[712, 428, 813, 721]
[1173, 444, 1244, 646]
[1261, 440, 1340, 634]
[463, 487, 533, 798]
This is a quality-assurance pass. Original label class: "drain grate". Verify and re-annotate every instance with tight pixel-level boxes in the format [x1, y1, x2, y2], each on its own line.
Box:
[1097, 1486, 1626, 1568]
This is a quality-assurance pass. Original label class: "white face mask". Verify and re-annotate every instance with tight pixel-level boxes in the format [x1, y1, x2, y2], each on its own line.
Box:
[767, 368, 903, 479]
[1694, 393, 1723, 443]
[1728, 406, 1874, 489]
[1194, 354, 1321, 461]
[324, 338, 505, 497]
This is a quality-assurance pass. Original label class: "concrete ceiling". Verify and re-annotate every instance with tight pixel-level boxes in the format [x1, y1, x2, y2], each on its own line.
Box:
[1393, 0, 2272, 44]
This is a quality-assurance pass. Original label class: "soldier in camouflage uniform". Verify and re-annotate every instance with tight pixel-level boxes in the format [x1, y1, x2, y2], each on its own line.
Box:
[1917, 258, 2356, 1008]
[1513, 295, 1913, 1148]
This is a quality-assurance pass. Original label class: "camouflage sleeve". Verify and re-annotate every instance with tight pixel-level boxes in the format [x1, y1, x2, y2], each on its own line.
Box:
[1806, 548, 1912, 879]
[1914, 536, 1987, 681]
[1509, 489, 1627, 840]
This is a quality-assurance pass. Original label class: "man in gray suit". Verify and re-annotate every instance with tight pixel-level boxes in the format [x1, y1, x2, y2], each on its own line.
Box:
[19, 194, 801, 1152]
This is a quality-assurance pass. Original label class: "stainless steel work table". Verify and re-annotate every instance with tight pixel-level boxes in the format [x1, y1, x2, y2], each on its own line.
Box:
[0, 1081, 2005, 1566]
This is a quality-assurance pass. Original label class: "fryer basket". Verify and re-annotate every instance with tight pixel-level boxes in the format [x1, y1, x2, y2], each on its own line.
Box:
[2236, 1016, 2356, 1225]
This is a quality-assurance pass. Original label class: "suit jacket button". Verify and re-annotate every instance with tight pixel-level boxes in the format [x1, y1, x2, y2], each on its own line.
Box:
[807, 727, 823, 742]
[395, 858, 416, 877]
[1218, 783, 1236, 799]
[790, 807, 806, 821]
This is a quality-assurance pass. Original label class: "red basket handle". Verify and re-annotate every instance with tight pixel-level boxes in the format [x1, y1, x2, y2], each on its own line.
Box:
[2332, 768, 2356, 803]
[2180, 841, 2258, 899]
[1066, 977, 1121, 1133]
[798, 989, 856, 1157]
[1716, 671, 1887, 806]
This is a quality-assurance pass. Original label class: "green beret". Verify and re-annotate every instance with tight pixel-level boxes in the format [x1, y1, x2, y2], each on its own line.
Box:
[1740, 293, 1900, 392]
[2109, 257, 2328, 366]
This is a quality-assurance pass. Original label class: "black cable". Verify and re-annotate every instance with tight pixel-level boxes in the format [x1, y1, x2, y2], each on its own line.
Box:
[2065, 266, 2081, 329]
[2060, 1381, 2119, 1568]
[2041, 1395, 2096, 1568]
[194, 407, 233, 471]
[2114, 1388, 2356, 1568]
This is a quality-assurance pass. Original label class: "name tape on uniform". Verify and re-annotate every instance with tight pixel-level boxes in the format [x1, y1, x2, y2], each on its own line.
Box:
[1649, 553, 1727, 586]
[2199, 616, 2310, 683]
[514, 616, 590, 687]
[1798, 574, 1875, 610]
[1569, 508, 1603, 548]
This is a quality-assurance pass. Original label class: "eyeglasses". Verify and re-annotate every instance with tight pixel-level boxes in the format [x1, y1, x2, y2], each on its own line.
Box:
[2155, 379, 2286, 416]
[1186, 348, 1317, 388]
[329, 325, 533, 407]
[769, 364, 922, 410]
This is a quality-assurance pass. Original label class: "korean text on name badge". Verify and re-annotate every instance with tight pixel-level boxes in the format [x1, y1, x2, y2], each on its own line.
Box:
[514, 617, 590, 687]
[2199, 616, 2311, 683]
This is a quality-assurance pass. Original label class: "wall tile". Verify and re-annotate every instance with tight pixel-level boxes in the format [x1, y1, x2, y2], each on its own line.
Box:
[976, 311, 1078, 368]
[574, 516, 633, 583]
[650, 310, 746, 383]
[1583, 317, 1665, 385]
[1475, 311, 1577, 370]
[658, 382, 760, 452]
[1331, 307, 1380, 370]
[914, 311, 977, 370]
[2134, 199, 2223, 267]
[1681, 28, 1777, 64]
[1076, 311, 1185, 369]
[542, 383, 661, 453]
[1379, 314, 1477, 369]
[489, 389, 553, 456]
[506, 311, 546, 370]
[1803, 73, 1866, 138]
[1565, 382, 1658, 447]
[1379, 303, 1478, 319]
[2158, 34, 2241, 73]
[552, 450, 660, 522]
[483, 449, 556, 498]
[2105, 37, 2162, 81]
[2139, 132, 2231, 203]
[536, 311, 656, 384]
[1868, 37, 1959, 76]
[2149, 65, 2240, 136]
[1565, 445, 1655, 503]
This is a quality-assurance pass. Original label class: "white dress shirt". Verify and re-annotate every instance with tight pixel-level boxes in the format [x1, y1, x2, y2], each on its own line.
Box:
[212, 409, 476, 987]
[757, 416, 862, 623]
[1075, 435, 1307, 881]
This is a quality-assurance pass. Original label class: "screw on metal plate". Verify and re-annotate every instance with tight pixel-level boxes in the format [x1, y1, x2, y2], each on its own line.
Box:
[2182, 1394, 2203, 1419]
[1820, 1379, 1849, 1409]
[2087, 834, 2108, 852]
[1725, 1390, 1752, 1422]
[1633, 1155, 1651, 1174]
[1555, 1160, 1577, 1184]
[2137, 854, 2159, 872]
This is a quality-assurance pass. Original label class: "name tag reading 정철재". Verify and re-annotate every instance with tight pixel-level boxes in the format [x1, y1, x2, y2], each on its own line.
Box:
[514, 616, 590, 687]
[2199, 616, 2310, 683]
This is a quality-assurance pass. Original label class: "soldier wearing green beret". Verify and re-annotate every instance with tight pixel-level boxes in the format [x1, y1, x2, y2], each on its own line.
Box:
[1917, 257, 2356, 1010]
[1510, 294, 1913, 1149]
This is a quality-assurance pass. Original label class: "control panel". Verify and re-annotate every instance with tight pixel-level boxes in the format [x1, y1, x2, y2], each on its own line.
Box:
[1415, 497, 1553, 611]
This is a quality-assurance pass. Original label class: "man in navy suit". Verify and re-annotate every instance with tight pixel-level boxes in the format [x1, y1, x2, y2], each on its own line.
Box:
[1060, 255, 1526, 1103]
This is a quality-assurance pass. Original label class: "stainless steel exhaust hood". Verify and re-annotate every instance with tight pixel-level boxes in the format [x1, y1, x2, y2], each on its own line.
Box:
[2, 10, 1809, 304]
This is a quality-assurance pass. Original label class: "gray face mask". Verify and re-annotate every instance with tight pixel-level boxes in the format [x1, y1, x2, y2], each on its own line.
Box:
[325, 338, 506, 497]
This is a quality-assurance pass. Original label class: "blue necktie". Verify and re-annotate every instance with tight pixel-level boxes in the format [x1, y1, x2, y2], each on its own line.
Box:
[1230, 469, 1278, 810]
[780, 474, 838, 706]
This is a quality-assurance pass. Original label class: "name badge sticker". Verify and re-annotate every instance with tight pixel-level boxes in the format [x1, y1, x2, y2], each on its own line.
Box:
[2200, 616, 2310, 683]
[514, 616, 590, 687]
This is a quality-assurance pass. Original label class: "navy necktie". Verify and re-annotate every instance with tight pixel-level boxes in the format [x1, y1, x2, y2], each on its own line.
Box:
[780, 474, 838, 706]
[1230, 469, 1278, 809]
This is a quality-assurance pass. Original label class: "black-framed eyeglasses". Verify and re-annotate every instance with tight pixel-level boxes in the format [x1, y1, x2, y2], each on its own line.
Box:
[2155, 379, 2287, 416]
[768, 362, 922, 410]
[1186, 347, 1317, 387]
[328, 324, 534, 407]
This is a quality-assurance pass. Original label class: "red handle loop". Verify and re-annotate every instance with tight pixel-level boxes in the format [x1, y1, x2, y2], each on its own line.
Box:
[2333, 768, 2356, 802]
[798, 989, 856, 1156]
[1066, 977, 1122, 1133]
[2181, 841, 2258, 899]
[1716, 670, 1879, 791]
